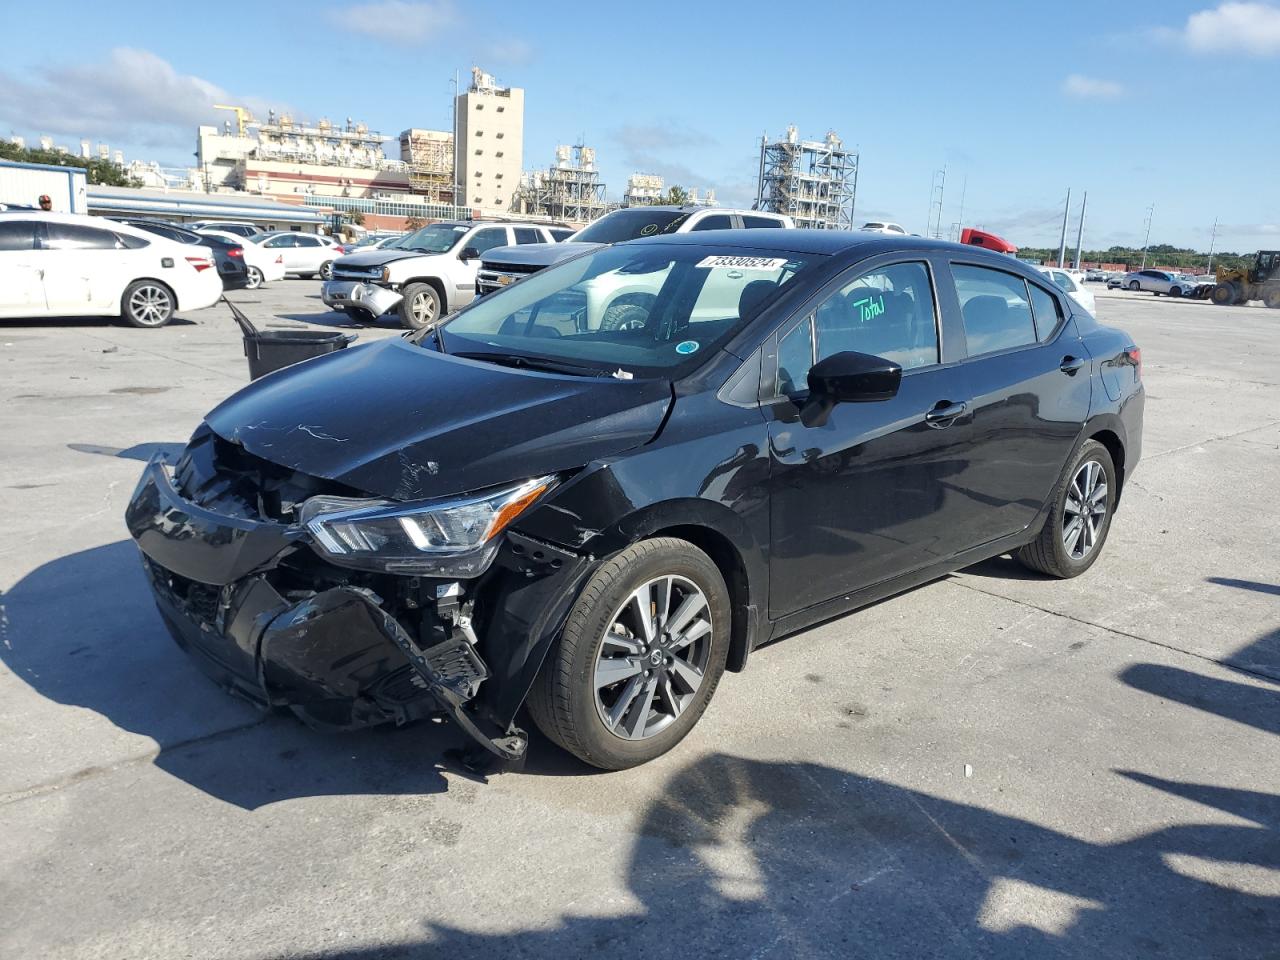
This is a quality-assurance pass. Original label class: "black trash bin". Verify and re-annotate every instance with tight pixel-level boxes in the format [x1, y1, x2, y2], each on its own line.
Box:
[225, 299, 357, 380]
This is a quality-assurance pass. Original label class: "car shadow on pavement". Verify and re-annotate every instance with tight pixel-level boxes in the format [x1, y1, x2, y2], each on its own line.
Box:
[0, 540, 496, 807]
[67, 441, 184, 462]
[283, 752, 1279, 959]
[955, 553, 1054, 582]
[0, 315, 197, 329]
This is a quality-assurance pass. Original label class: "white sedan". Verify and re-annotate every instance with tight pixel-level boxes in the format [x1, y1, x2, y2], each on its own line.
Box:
[198, 229, 287, 288]
[250, 232, 344, 279]
[1039, 266, 1096, 316]
[0, 211, 222, 327]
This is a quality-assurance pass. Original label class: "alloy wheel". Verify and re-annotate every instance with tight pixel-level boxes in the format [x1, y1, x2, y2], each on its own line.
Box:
[246, 267, 262, 289]
[593, 575, 713, 740]
[129, 285, 171, 326]
[411, 291, 437, 327]
[1062, 460, 1108, 560]
[319, 261, 333, 280]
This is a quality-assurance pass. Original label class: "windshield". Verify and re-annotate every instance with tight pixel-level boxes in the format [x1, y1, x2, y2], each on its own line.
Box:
[572, 209, 692, 245]
[399, 223, 471, 254]
[434, 243, 818, 378]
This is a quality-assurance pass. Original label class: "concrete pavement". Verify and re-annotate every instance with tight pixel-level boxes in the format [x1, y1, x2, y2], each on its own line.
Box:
[1, 280, 1276, 958]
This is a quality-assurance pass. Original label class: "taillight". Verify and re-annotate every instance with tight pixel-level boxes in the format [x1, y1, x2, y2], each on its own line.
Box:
[228, 247, 244, 258]
[1125, 346, 1142, 379]
[185, 256, 213, 272]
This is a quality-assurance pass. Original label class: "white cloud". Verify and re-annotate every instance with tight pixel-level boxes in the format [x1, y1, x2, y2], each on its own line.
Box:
[1062, 74, 1125, 99]
[0, 48, 229, 148]
[330, 0, 456, 45]
[1169, 2, 1280, 55]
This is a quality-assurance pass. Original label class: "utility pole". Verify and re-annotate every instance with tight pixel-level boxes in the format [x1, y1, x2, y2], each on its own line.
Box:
[928, 167, 946, 239]
[956, 175, 967, 235]
[1057, 188, 1072, 268]
[1140, 204, 1155, 269]
[450, 70, 461, 212]
[1206, 217, 1219, 274]
[1074, 191, 1087, 269]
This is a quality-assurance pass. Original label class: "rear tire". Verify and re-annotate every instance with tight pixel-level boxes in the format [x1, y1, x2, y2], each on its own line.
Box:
[1017, 439, 1117, 579]
[121, 280, 175, 328]
[527, 537, 730, 769]
[399, 281, 441, 330]
[1263, 287, 1280, 309]
[245, 267, 264, 290]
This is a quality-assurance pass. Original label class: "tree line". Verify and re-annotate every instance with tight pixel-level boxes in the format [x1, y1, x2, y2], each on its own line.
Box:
[1016, 242, 1254, 272]
[0, 141, 142, 188]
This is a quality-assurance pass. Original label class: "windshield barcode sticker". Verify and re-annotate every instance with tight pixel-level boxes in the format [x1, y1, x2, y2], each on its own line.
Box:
[694, 255, 788, 270]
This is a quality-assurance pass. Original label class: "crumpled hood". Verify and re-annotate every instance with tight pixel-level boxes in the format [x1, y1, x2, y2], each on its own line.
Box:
[481, 241, 602, 270]
[204, 337, 672, 501]
[334, 249, 429, 269]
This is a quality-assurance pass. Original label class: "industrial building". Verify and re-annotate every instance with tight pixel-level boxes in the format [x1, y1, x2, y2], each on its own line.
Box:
[398, 128, 454, 202]
[515, 143, 608, 222]
[455, 68, 525, 214]
[755, 126, 858, 230]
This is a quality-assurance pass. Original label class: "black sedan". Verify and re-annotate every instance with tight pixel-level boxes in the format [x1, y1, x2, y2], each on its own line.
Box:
[126, 232, 1144, 770]
[110, 217, 249, 290]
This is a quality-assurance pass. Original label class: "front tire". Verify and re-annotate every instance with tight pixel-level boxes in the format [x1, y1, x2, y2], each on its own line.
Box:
[319, 261, 334, 280]
[1211, 282, 1238, 305]
[121, 280, 175, 328]
[1017, 440, 1117, 579]
[527, 538, 731, 769]
[399, 281, 441, 330]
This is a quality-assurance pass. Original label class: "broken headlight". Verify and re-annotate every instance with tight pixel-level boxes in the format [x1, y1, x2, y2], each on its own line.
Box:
[299, 475, 556, 576]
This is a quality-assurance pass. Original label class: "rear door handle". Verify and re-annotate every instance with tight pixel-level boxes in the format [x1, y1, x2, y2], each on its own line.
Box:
[1060, 356, 1087, 375]
[925, 400, 968, 427]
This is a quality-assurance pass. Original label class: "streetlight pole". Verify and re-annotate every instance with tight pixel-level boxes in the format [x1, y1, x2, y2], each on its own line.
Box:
[1140, 204, 1154, 270]
[1207, 217, 1219, 275]
[1057, 188, 1072, 268]
[1074, 191, 1087, 270]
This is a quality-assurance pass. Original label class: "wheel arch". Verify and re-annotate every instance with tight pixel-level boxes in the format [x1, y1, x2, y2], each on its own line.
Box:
[1084, 419, 1127, 505]
[404, 275, 448, 312]
[121, 277, 178, 314]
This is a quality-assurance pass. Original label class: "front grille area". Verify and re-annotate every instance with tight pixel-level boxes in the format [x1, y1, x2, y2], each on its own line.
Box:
[479, 261, 542, 279]
[143, 555, 222, 629]
[332, 266, 383, 281]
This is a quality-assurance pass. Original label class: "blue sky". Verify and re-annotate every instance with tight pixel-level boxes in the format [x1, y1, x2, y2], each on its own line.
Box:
[3, 0, 1279, 251]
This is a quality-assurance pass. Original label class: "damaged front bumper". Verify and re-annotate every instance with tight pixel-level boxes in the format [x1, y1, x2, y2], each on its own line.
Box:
[126, 456, 585, 760]
[320, 280, 404, 316]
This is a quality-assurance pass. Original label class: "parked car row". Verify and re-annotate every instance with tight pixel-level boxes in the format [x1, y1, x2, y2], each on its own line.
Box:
[1105, 269, 1208, 297]
[0, 211, 223, 326]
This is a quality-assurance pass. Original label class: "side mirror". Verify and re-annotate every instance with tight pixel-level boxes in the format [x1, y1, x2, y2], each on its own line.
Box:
[800, 351, 901, 427]
[808, 351, 902, 402]
[460, 246, 481, 261]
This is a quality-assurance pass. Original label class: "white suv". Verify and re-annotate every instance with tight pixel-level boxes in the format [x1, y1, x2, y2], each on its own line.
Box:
[0, 212, 222, 327]
[322, 220, 563, 329]
[476, 206, 794, 297]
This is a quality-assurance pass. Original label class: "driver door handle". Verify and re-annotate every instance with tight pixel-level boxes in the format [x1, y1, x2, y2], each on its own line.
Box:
[1060, 355, 1087, 375]
[925, 400, 968, 427]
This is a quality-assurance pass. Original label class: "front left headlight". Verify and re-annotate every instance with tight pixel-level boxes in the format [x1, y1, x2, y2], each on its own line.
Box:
[299, 474, 557, 576]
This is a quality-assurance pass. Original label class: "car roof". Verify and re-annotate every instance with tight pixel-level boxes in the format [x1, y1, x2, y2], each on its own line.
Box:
[626, 228, 985, 257]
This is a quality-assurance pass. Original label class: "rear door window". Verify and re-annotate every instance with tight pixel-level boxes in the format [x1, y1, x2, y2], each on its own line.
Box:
[1028, 282, 1065, 338]
[951, 264, 1038, 355]
[42, 223, 122, 250]
[0, 220, 39, 251]
[513, 227, 543, 244]
[690, 214, 735, 232]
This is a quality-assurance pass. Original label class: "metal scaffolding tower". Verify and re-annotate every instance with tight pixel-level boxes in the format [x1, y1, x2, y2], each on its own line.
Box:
[516, 143, 608, 221]
[399, 128, 454, 201]
[754, 126, 857, 230]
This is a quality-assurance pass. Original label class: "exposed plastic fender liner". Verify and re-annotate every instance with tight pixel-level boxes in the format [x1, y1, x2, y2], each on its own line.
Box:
[477, 531, 597, 729]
